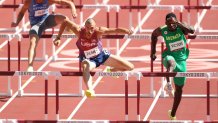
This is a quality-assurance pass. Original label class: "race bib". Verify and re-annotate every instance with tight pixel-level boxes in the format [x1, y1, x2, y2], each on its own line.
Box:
[169, 40, 185, 51]
[84, 47, 101, 58]
[34, 9, 48, 17]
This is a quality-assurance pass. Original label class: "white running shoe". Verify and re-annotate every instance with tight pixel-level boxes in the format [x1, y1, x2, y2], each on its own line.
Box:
[27, 66, 34, 72]
[164, 83, 174, 98]
[168, 110, 177, 120]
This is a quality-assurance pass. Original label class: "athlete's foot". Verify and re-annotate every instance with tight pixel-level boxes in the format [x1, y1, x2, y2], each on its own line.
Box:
[106, 67, 119, 78]
[164, 83, 174, 98]
[85, 90, 95, 98]
[27, 66, 34, 72]
[168, 110, 176, 120]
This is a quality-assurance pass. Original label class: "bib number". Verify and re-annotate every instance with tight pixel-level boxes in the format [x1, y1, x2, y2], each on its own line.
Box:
[84, 47, 101, 58]
[35, 9, 48, 17]
[169, 40, 185, 51]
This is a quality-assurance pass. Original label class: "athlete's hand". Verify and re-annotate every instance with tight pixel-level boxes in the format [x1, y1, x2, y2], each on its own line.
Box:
[11, 22, 18, 27]
[72, 11, 77, 18]
[166, 17, 177, 24]
[150, 54, 157, 61]
[53, 37, 61, 46]
[128, 27, 134, 35]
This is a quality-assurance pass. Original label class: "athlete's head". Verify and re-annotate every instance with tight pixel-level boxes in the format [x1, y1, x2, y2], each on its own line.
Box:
[35, 0, 44, 4]
[85, 18, 96, 37]
[165, 12, 178, 31]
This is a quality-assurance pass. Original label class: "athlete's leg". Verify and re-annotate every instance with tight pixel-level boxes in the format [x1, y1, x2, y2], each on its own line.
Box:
[27, 33, 40, 71]
[170, 61, 187, 119]
[163, 55, 176, 97]
[103, 54, 134, 72]
[171, 84, 184, 117]
[81, 59, 96, 90]
[43, 14, 68, 29]
[53, 14, 67, 25]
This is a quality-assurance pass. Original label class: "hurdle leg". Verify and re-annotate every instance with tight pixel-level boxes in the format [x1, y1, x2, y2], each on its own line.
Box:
[7, 76, 13, 96]
[18, 76, 23, 96]
[137, 73, 141, 121]
[52, 41, 58, 61]
[150, 77, 156, 97]
[206, 79, 210, 121]
[125, 74, 129, 121]
[42, 39, 48, 60]
[56, 78, 59, 120]
[44, 77, 48, 120]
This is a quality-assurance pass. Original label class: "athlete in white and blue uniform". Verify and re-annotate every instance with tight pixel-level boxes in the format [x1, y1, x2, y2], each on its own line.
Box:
[53, 18, 134, 97]
[11, 0, 77, 71]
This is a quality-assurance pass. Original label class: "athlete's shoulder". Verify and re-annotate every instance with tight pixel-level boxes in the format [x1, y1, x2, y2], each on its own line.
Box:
[23, 0, 31, 6]
[160, 25, 167, 29]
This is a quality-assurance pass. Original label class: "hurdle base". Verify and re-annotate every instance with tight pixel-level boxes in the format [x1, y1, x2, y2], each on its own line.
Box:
[160, 90, 167, 97]
[44, 55, 48, 61]
[182, 94, 218, 98]
[0, 57, 47, 61]
[7, 89, 13, 96]
[150, 120, 192, 123]
[0, 89, 13, 97]
[18, 89, 24, 97]
[22, 93, 83, 97]
[150, 90, 156, 97]
[160, 93, 218, 98]
[52, 55, 58, 61]
[94, 93, 153, 98]
[56, 114, 59, 120]
[44, 114, 48, 120]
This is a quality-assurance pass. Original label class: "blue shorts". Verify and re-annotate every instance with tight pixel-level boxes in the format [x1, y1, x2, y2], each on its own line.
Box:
[80, 50, 110, 67]
[29, 14, 62, 38]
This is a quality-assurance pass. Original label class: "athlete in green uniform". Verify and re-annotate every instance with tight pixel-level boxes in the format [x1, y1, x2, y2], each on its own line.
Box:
[150, 12, 195, 120]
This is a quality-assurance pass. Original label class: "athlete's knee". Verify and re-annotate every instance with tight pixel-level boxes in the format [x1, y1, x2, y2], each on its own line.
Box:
[82, 60, 89, 69]
[126, 63, 134, 71]
[167, 60, 176, 72]
[55, 15, 68, 24]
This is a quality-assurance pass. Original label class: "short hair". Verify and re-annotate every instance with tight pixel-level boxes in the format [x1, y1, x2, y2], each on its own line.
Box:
[165, 12, 177, 21]
[85, 18, 95, 25]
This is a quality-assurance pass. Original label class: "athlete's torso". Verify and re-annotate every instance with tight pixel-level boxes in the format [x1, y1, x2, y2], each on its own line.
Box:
[28, 0, 49, 26]
[161, 25, 189, 61]
[76, 28, 103, 58]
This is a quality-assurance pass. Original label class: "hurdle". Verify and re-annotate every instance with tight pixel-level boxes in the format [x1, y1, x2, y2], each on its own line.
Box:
[0, 34, 14, 96]
[2, 33, 218, 98]
[1, 71, 215, 120]
[0, 0, 21, 32]
[17, 34, 155, 98]
[2, 0, 113, 97]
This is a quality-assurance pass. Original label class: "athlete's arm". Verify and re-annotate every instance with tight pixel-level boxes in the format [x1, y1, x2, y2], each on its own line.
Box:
[176, 21, 195, 35]
[49, 0, 77, 18]
[11, 0, 29, 27]
[150, 27, 162, 61]
[97, 27, 133, 36]
[54, 19, 80, 46]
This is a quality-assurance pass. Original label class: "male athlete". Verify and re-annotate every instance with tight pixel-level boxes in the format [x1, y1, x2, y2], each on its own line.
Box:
[11, 0, 77, 71]
[150, 12, 195, 120]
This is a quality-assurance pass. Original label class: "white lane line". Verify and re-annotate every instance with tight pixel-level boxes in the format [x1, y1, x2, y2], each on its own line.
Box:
[0, 0, 5, 4]
[143, 0, 213, 121]
[0, 1, 109, 113]
[143, 81, 165, 121]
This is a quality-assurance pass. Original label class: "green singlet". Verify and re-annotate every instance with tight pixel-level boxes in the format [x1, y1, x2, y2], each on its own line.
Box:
[160, 25, 189, 86]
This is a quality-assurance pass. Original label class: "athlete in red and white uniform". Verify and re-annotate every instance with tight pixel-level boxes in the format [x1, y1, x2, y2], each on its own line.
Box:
[53, 18, 134, 97]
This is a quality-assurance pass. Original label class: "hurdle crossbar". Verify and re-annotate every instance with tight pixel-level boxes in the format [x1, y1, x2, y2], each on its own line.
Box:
[0, 71, 216, 120]
[19, 33, 218, 40]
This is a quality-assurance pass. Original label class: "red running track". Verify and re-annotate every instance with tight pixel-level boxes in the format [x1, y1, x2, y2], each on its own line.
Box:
[0, 0, 218, 121]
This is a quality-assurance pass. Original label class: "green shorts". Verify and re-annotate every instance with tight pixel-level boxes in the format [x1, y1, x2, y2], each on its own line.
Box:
[163, 55, 187, 86]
